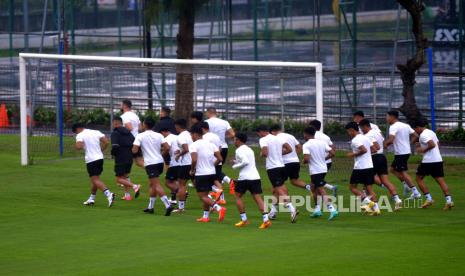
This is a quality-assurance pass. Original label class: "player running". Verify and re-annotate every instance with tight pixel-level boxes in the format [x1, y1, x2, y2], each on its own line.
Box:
[110, 117, 141, 201]
[173, 119, 193, 212]
[256, 125, 298, 223]
[160, 127, 180, 206]
[412, 120, 454, 210]
[132, 118, 174, 216]
[302, 127, 338, 220]
[232, 133, 271, 229]
[120, 99, 143, 167]
[72, 123, 115, 207]
[352, 110, 381, 133]
[190, 111, 204, 126]
[384, 110, 421, 199]
[359, 119, 402, 211]
[345, 122, 381, 216]
[189, 125, 227, 223]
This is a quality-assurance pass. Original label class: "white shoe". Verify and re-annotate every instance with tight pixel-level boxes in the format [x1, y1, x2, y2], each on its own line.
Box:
[83, 199, 95, 206]
[394, 200, 402, 211]
[107, 193, 115, 207]
[407, 193, 421, 200]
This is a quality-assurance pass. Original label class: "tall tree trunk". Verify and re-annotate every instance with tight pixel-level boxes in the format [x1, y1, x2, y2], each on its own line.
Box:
[174, 1, 195, 121]
[396, 0, 427, 124]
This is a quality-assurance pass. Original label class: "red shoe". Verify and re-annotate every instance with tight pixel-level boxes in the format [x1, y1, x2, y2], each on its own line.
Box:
[229, 179, 235, 195]
[217, 199, 227, 205]
[218, 207, 226, 222]
[196, 217, 210, 223]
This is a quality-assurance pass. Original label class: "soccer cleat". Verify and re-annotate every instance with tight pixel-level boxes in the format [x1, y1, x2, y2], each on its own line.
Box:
[196, 217, 210, 223]
[172, 208, 185, 213]
[421, 200, 434, 209]
[209, 189, 223, 201]
[235, 220, 249, 227]
[310, 210, 322, 218]
[259, 220, 272, 229]
[394, 201, 402, 211]
[169, 200, 178, 206]
[83, 199, 95, 206]
[332, 185, 338, 197]
[165, 205, 174, 216]
[269, 211, 277, 220]
[369, 209, 381, 216]
[218, 207, 227, 222]
[290, 209, 299, 223]
[107, 193, 115, 207]
[217, 199, 227, 205]
[443, 202, 454, 211]
[133, 184, 141, 198]
[328, 210, 339, 221]
[361, 201, 375, 213]
[407, 193, 422, 200]
[229, 179, 236, 195]
[143, 208, 154, 214]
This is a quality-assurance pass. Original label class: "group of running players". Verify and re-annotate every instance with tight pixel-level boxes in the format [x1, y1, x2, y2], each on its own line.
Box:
[71, 100, 454, 229]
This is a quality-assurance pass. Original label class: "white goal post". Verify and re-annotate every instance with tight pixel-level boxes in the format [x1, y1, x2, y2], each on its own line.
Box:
[19, 53, 323, 166]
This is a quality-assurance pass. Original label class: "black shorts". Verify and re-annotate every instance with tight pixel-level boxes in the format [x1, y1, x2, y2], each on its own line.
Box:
[416, 162, 444, 178]
[215, 164, 226, 182]
[221, 148, 228, 162]
[87, 159, 104, 177]
[165, 166, 178, 181]
[145, 163, 164, 179]
[266, 167, 286, 187]
[391, 154, 410, 172]
[235, 180, 263, 194]
[177, 165, 192, 180]
[311, 173, 327, 188]
[372, 154, 388, 176]
[326, 162, 332, 171]
[350, 168, 375, 186]
[284, 162, 300, 180]
[194, 174, 216, 193]
[114, 162, 132, 177]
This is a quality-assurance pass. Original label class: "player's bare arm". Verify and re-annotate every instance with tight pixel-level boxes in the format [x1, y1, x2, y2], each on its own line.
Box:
[132, 145, 140, 154]
[190, 152, 198, 175]
[213, 151, 223, 166]
[282, 143, 292, 155]
[162, 142, 170, 156]
[371, 141, 381, 153]
[327, 148, 336, 160]
[100, 136, 109, 151]
[226, 128, 235, 139]
[260, 146, 269, 157]
[124, 122, 133, 132]
[295, 144, 303, 154]
[75, 141, 85, 150]
[176, 144, 189, 161]
[347, 145, 367, 158]
[303, 154, 310, 164]
[384, 134, 395, 149]
[416, 140, 436, 154]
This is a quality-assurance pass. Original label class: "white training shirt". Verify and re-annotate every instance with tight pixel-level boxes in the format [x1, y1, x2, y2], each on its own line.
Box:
[419, 129, 443, 163]
[203, 132, 222, 150]
[277, 132, 300, 164]
[133, 130, 164, 166]
[315, 131, 334, 164]
[176, 130, 193, 166]
[259, 133, 285, 170]
[189, 139, 218, 176]
[302, 138, 332, 175]
[232, 144, 261, 181]
[163, 133, 180, 167]
[350, 134, 374, 170]
[205, 117, 232, 149]
[365, 129, 384, 155]
[76, 129, 105, 163]
[388, 121, 415, 155]
[121, 111, 140, 137]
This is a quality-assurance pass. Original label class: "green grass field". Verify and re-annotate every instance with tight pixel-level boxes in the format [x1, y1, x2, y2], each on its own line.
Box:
[1, 135, 465, 275]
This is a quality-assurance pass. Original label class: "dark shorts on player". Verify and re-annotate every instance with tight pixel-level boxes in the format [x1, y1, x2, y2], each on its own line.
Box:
[326, 162, 332, 171]
[177, 165, 192, 180]
[284, 162, 300, 180]
[145, 163, 164, 179]
[266, 167, 286, 187]
[311, 173, 327, 188]
[235, 179, 263, 194]
[391, 154, 410, 172]
[221, 148, 228, 162]
[165, 166, 178, 181]
[194, 174, 216, 193]
[372, 154, 388, 176]
[350, 168, 375, 186]
[215, 164, 226, 182]
[87, 159, 104, 177]
[114, 162, 132, 177]
[416, 162, 444, 178]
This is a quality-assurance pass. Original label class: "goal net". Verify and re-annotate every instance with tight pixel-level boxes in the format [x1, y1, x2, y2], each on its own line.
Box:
[19, 53, 323, 166]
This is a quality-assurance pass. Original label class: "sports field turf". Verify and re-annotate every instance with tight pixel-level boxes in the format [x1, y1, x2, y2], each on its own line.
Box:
[1, 135, 465, 275]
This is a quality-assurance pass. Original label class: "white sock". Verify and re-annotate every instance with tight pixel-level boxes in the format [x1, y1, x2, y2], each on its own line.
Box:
[305, 184, 312, 192]
[148, 197, 156, 209]
[270, 204, 278, 214]
[124, 192, 131, 197]
[89, 194, 96, 201]
[314, 204, 321, 212]
[285, 203, 296, 213]
[211, 185, 221, 192]
[160, 195, 171, 208]
[220, 193, 225, 201]
[324, 183, 334, 190]
[179, 201, 185, 209]
[103, 189, 111, 197]
[373, 203, 379, 211]
[362, 196, 372, 205]
[240, 213, 247, 221]
[327, 204, 335, 212]
[445, 195, 452, 204]
[402, 181, 410, 189]
[203, 210, 210, 219]
[392, 194, 401, 203]
[262, 213, 269, 222]
[222, 176, 231, 184]
[212, 204, 222, 212]
[425, 193, 433, 201]
[411, 186, 420, 196]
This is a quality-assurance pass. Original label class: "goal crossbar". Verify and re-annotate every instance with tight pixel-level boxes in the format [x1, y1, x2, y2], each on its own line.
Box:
[19, 53, 323, 165]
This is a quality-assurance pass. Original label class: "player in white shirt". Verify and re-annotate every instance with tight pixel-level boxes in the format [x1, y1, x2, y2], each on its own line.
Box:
[309, 120, 338, 196]
[352, 110, 381, 134]
[412, 120, 454, 210]
[173, 119, 193, 212]
[200, 122, 234, 205]
[345, 122, 380, 215]
[160, 127, 180, 206]
[72, 123, 115, 207]
[189, 125, 227, 223]
[132, 118, 174, 216]
[384, 110, 421, 199]
[256, 125, 298, 223]
[359, 119, 402, 211]
[302, 127, 338, 220]
[120, 99, 144, 167]
[232, 133, 271, 229]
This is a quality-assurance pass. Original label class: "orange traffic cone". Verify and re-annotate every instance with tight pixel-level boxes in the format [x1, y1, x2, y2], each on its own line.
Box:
[0, 104, 9, 128]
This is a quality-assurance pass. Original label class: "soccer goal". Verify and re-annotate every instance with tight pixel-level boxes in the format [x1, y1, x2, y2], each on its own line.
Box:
[19, 53, 323, 165]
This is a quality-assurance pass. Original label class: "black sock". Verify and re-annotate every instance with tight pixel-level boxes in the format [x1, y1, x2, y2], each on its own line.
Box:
[171, 192, 176, 201]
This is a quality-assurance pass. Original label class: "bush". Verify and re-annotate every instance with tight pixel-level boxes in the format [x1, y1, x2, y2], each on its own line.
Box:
[34, 106, 56, 124]
[437, 128, 465, 143]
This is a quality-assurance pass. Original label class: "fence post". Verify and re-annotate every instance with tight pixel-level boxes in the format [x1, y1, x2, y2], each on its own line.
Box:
[459, 0, 463, 128]
[193, 73, 197, 110]
[109, 70, 114, 132]
[427, 48, 436, 131]
[373, 74, 377, 124]
[20, 56, 28, 165]
[280, 78, 285, 131]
